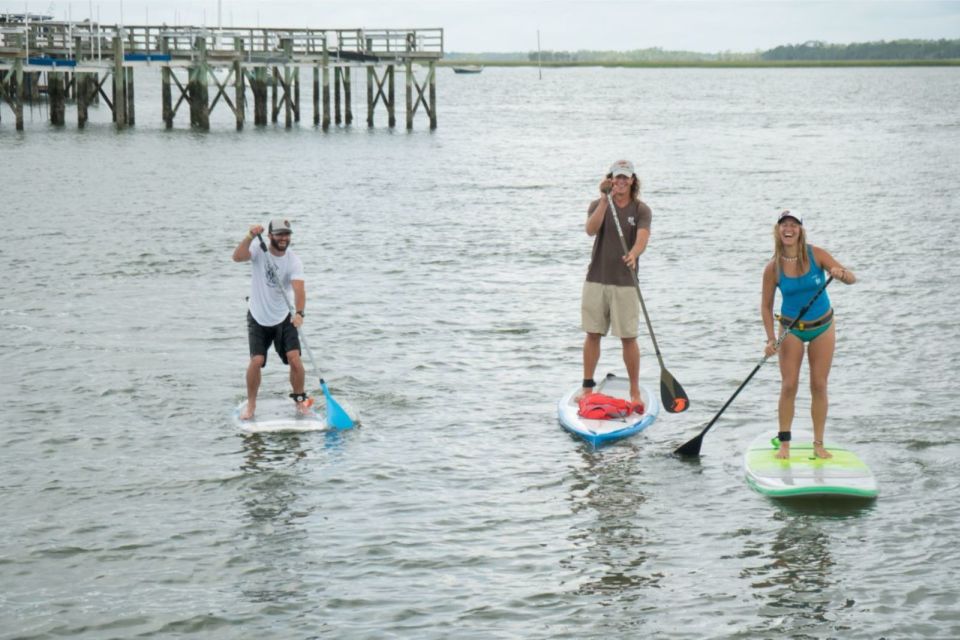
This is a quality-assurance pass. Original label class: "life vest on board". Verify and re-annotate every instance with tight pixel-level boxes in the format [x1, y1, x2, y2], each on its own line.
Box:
[577, 393, 644, 420]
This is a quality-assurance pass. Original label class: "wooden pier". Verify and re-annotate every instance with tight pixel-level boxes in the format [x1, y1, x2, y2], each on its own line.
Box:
[0, 19, 442, 131]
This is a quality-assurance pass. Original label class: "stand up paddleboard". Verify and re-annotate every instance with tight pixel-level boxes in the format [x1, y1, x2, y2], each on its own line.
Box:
[557, 373, 660, 448]
[744, 430, 878, 499]
[233, 397, 327, 433]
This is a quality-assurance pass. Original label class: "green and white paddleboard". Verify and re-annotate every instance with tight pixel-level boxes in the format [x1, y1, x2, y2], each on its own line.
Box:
[744, 430, 878, 499]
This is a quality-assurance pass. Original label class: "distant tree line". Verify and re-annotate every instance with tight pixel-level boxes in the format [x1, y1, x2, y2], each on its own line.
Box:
[522, 48, 755, 63]
[447, 38, 960, 63]
[762, 39, 960, 60]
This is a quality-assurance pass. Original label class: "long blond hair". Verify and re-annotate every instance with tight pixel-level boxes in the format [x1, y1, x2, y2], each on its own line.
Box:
[772, 222, 809, 277]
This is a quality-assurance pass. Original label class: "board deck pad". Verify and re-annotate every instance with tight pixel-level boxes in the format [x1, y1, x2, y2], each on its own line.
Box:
[744, 430, 878, 498]
[557, 374, 660, 448]
[233, 397, 327, 433]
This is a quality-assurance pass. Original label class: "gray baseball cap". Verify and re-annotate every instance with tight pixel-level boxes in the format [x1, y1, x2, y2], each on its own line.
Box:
[268, 218, 292, 234]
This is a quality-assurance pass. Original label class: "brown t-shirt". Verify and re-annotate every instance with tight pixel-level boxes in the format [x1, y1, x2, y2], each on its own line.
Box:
[585, 198, 652, 286]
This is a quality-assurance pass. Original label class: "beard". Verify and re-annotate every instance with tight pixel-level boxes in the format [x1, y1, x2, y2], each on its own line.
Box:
[270, 235, 291, 252]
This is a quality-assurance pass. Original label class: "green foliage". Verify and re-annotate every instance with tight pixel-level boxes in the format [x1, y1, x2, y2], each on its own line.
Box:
[522, 48, 757, 63]
[446, 39, 960, 65]
[762, 39, 960, 61]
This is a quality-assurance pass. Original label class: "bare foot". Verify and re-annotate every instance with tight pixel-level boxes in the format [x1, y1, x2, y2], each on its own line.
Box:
[630, 391, 642, 405]
[775, 443, 790, 459]
[576, 387, 594, 401]
[239, 402, 256, 420]
[812, 442, 833, 459]
[296, 397, 314, 415]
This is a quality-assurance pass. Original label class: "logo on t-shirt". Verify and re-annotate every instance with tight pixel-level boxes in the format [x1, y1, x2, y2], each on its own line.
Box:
[265, 265, 280, 289]
[628, 216, 636, 226]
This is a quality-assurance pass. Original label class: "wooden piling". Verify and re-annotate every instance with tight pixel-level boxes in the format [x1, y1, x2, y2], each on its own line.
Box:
[234, 58, 245, 131]
[312, 66, 319, 126]
[112, 42, 127, 127]
[405, 58, 413, 130]
[126, 67, 136, 126]
[252, 67, 267, 126]
[334, 67, 341, 125]
[366, 69, 374, 127]
[428, 61, 437, 129]
[322, 45, 330, 130]
[29, 71, 40, 102]
[271, 67, 279, 123]
[161, 37, 173, 128]
[283, 67, 292, 128]
[77, 72, 89, 128]
[112, 36, 127, 127]
[293, 67, 300, 123]
[388, 65, 396, 128]
[13, 59, 24, 130]
[344, 67, 353, 125]
[49, 72, 66, 125]
[188, 36, 210, 130]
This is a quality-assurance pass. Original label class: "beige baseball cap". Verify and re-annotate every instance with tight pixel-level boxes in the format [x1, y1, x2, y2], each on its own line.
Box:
[608, 159, 635, 177]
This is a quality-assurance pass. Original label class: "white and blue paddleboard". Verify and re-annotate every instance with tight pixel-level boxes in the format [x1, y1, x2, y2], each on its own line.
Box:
[557, 373, 660, 448]
[744, 429, 878, 499]
[233, 397, 327, 433]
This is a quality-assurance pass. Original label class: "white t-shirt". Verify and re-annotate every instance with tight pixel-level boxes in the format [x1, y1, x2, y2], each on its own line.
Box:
[248, 242, 305, 327]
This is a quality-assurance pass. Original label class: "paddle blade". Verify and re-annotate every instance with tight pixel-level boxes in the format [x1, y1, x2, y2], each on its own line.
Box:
[660, 370, 689, 413]
[674, 433, 703, 457]
[321, 380, 356, 430]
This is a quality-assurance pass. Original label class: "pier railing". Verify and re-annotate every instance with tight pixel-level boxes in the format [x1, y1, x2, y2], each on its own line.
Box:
[0, 21, 444, 65]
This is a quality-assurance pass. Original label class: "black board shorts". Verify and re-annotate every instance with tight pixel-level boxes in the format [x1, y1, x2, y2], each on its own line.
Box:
[247, 311, 301, 367]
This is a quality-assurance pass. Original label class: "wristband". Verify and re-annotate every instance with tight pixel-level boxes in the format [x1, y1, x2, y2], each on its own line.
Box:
[296, 310, 304, 317]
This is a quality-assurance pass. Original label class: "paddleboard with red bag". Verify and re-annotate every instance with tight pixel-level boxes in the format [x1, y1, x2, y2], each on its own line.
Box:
[557, 373, 660, 447]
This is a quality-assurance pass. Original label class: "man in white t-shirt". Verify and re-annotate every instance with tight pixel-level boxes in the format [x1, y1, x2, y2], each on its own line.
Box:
[232, 218, 307, 420]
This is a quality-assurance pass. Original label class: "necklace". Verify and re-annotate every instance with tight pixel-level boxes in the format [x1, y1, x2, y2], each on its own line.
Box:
[781, 255, 798, 262]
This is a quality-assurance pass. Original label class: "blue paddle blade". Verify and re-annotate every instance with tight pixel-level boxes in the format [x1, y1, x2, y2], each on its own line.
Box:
[321, 380, 355, 430]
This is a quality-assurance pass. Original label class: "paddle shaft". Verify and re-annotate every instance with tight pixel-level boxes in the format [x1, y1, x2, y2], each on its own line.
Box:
[604, 193, 666, 368]
[682, 275, 834, 447]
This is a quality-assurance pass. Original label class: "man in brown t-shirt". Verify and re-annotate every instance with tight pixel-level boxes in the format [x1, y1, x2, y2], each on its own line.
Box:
[581, 159, 652, 404]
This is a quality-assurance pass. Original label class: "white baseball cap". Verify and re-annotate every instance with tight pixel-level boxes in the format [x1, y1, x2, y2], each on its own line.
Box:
[776, 210, 803, 225]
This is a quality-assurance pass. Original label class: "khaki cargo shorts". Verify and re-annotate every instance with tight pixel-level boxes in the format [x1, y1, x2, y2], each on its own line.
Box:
[581, 281, 640, 338]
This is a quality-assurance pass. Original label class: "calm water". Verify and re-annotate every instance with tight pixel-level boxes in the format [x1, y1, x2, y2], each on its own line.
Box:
[2, 66, 959, 639]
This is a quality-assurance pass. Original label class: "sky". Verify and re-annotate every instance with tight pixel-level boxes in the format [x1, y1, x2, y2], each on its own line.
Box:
[5, 0, 960, 53]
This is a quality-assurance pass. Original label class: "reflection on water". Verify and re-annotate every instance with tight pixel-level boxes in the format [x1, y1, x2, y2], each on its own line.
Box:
[240, 432, 309, 473]
[236, 432, 342, 606]
[736, 502, 874, 637]
[563, 446, 663, 601]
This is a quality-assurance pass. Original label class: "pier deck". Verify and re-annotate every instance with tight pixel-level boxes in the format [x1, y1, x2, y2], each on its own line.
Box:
[0, 20, 443, 131]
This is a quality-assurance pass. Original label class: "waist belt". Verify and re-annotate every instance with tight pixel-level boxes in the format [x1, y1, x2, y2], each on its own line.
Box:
[777, 308, 834, 331]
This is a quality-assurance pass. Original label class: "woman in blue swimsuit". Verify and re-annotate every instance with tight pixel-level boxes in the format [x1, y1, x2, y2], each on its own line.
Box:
[761, 210, 857, 460]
